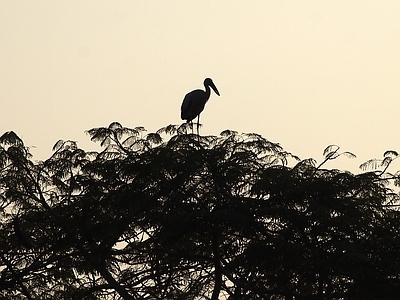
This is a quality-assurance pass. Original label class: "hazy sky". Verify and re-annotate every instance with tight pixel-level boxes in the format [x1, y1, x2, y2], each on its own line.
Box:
[1, 1, 400, 171]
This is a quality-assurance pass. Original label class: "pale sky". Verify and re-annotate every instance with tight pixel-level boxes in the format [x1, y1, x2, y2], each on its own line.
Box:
[1, 1, 400, 172]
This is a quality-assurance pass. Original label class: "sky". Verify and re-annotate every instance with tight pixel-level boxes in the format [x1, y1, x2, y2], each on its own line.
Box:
[1, 1, 400, 172]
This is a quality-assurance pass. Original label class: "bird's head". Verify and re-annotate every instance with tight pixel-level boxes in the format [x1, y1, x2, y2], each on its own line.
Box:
[204, 78, 220, 96]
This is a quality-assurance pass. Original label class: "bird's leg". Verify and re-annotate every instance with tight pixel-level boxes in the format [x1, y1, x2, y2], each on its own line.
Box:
[197, 114, 200, 135]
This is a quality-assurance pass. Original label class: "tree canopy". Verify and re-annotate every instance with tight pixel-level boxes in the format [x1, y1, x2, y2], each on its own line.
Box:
[0, 122, 400, 300]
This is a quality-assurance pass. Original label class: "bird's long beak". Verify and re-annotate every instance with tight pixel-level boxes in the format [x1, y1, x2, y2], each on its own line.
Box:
[210, 81, 220, 96]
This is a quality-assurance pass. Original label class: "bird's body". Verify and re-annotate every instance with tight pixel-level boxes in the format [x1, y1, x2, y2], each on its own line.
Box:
[181, 89, 208, 122]
[181, 78, 220, 134]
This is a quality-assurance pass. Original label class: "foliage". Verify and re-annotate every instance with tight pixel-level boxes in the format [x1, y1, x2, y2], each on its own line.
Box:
[0, 122, 399, 300]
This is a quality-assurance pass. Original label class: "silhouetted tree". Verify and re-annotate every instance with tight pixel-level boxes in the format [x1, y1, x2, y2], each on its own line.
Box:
[0, 122, 399, 299]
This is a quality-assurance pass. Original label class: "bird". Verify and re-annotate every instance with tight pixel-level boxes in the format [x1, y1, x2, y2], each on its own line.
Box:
[181, 78, 220, 135]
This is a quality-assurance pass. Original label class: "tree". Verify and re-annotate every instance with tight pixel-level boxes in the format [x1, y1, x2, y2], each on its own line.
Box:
[0, 122, 399, 299]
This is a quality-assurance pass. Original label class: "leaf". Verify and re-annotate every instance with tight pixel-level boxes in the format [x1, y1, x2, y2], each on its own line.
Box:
[341, 151, 357, 159]
[52, 140, 65, 152]
[383, 150, 399, 159]
[294, 158, 317, 170]
[326, 152, 340, 160]
[122, 136, 137, 148]
[177, 123, 191, 135]
[134, 126, 146, 133]
[146, 133, 163, 145]
[393, 170, 400, 187]
[382, 156, 392, 164]
[360, 158, 381, 171]
[323, 145, 339, 157]
[220, 130, 237, 137]
[86, 127, 111, 143]
[0, 131, 24, 147]
[108, 122, 123, 130]
[156, 124, 179, 135]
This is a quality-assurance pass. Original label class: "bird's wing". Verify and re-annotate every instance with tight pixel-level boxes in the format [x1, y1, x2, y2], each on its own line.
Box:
[181, 90, 206, 121]
[181, 92, 192, 112]
[181, 94, 193, 120]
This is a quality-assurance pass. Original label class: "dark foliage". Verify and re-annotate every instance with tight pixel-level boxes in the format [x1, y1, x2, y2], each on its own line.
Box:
[0, 123, 399, 299]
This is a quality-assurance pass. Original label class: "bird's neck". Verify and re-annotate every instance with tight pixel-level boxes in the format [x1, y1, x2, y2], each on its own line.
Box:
[204, 85, 211, 101]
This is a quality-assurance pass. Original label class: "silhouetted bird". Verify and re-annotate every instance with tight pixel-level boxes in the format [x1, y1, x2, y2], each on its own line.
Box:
[181, 78, 220, 134]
